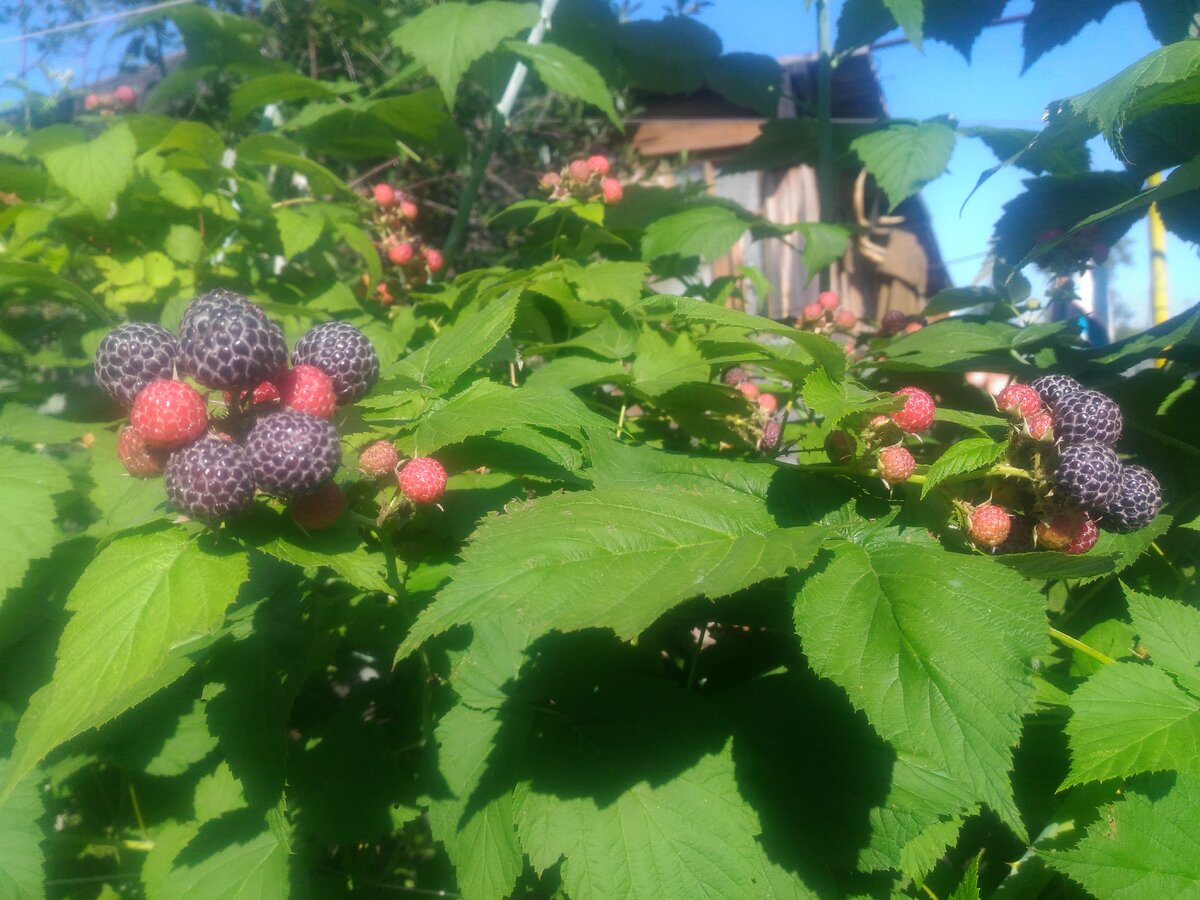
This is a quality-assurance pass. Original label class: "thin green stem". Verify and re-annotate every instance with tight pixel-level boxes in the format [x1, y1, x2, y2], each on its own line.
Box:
[1049, 627, 1115, 666]
[441, 112, 505, 266]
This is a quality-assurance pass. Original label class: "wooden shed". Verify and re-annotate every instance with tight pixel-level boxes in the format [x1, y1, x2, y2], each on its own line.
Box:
[629, 51, 951, 322]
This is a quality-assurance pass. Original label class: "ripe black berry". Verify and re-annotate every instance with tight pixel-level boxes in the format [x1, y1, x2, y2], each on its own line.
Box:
[1052, 389, 1122, 447]
[178, 289, 288, 391]
[1053, 443, 1122, 511]
[292, 322, 379, 403]
[164, 436, 256, 521]
[244, 410, 341, 497]
[1031, 374, 1083, 407]
[94, 322, 179, 406]
[1103, 464, 1162, 532]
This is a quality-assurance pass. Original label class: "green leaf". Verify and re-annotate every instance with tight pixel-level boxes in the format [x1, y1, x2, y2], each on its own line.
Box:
[921, 286, 1004, 317]
[1046, 775, 1200, 897]
[42, 124, 137, 216]
[2, 530, 248, 801]
[791, 222, 850, 279]
[565, 260, 648, 308]
[272, 206, 324, 260]
[920, 437, 1008, 497]
[0, 447, 69, 603]
[426, 703, 525, 900]
[1021, 0, 1121, 72]
[236, 133, 352, 196]
[1077, 514, 1173, 584]
[631, 328, 709, 397]
[1127, 588, 1200, 696]
[234, 509, 395, 595]
[0, 405, 96, 443]
[948, 851, 982, 900]
[961, 125, 1091, 175]
[703, 52, 784, 117]
[1062, 661, 1200, 789]
[792, 537, 1048, 831]
[400, 486, 829, 657]
[0, 261, 109, 319]
[883, 0, 925, 48]
[641, 205, 750, 263]
[851, 119, 956, 210]
[507, 42, 619, 126]
[390, 293, 520, 392]
[0, 760, 45, 900]
[802, 369, 897, 429]
[407, 380, 611, 456]
[229, 72, 340, 120]
[391, 2, 539, 110]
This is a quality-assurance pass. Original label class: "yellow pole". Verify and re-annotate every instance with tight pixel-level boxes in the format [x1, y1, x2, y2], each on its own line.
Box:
[1148, 172, 1169, 325]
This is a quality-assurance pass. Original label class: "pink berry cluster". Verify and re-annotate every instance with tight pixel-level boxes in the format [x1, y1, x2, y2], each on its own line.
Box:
[878, 309, 927, 337]
[722, 368, 784, 454]
[358, 440, 448, 518]
[539, 155, 623, 205]
[369, 183, 444, 306]
[83, 84, 137, 113]
[796, 291, 858, 334]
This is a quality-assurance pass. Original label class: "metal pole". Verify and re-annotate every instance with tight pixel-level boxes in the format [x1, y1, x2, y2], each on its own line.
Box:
[1147, 171, 1169, 325]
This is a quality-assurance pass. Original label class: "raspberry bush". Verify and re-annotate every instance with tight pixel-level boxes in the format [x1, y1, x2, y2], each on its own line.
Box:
[1, 3, 1199, 899]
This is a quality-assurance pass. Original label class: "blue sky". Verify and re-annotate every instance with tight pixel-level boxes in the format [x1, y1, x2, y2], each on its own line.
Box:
[1, 1, 1195, 327]
[685, 0, 1198, 328]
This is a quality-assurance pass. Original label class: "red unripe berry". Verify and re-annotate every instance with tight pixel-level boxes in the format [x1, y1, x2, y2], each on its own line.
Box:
[587, 155, 611, 175]
[1090, 243, 1109, 264]
[1036, 512, 1097, 554]
[399, 457, 447, 504]
[400, 200, 419, 220]
[877, 445, 915, 484]
[996, 383, 1042, 419]
[801, 302, 823, 321]
[1067, 517, 1099, 554]
[539, 171, 561, 189]
[130, 379, 208, 449]
[834, 309, 857, 330]
[423, 247, 444, 273]
[969, 504, 1011, 548]
[290, 481, 345, 531]
[277, 364, 337, 418]
[388, 243, 415, 266]
[568, 159, 591, 181]
[373, 183, 396, 207]
[737, 381, 760, 402]
[113, 84, 136, 106]
[358, 440, 399, 477]
[903, 321, 925, 334]
[890, 387, 935, 433]
[223, 380, 279, 409]
[757, 393, 778, 414]
[376, 283, 394, 307]
[84, 93, 101, 110]
[601, 178, 623, 204]
[117, 425, 166, 477]
[1026, 409, 1054, 441]
[818, 291, 839, 310]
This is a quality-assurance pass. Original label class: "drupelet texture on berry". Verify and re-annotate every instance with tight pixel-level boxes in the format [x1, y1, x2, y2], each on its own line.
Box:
[1103, 464, 1162, 532]
[94, 322, 179, 407]
[179, 289, 288, 391]
[877, 445, 915, 484]
[292, 322, 380, 404]
[1025, 409, 1054, 442]
[277, 365, 337, 419]
[1053, 443, 1122, 510]
[164, 436, 256, 521]
[758, 418, 782, 453]
[130, 379, 208, 448]
[1067, 517, 1099, 554]
[969, 504, 1011, 548]
[996, 383, 1042, 419]
[1052, 389, 1122, 446]
[891, 387, 935, 433]
[358, 440, 399, 477]
[244, 410, 342, 497]
[1035, 511, 1090, 552]
[117, 426, 166, 477]
[723, 367, 749, 386]
[399, 457, 447, 504]
[1031, 374, 1083, 407]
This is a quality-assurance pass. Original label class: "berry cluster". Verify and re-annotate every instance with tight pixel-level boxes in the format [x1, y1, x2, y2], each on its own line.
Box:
[1033, 224, 1109, 275]
[539, 155, 623, 205]
[368, 183, 444, 306]
[94, 290, 384, 528]
[823, 376, 1162, 555]
[722, 368, 784, 454]
[357, 440, 448, 521]
[83, 84, 136, 113]
[795, 291, 858, 335]
[878, 310, 927, 337]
